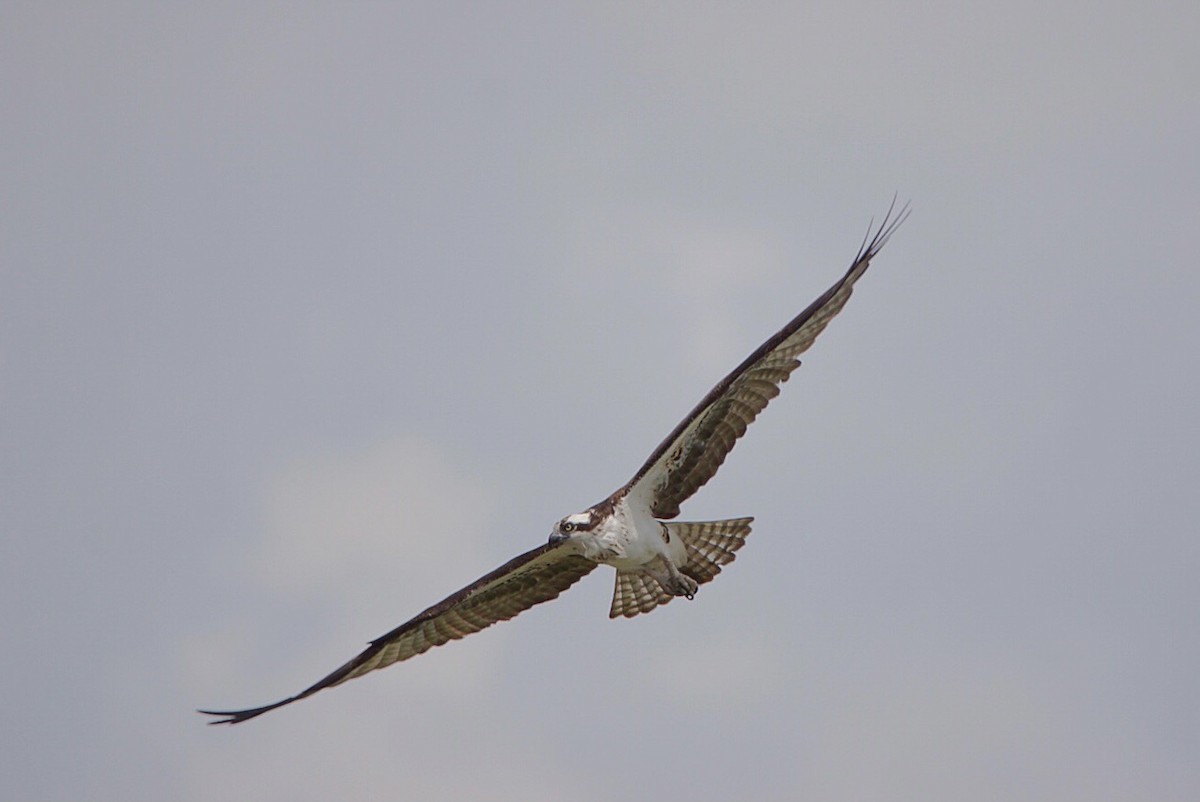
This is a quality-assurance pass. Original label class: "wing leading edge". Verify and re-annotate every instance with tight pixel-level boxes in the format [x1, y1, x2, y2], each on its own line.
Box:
[200, 541, 596, 724]
[624, 202, 908, 518]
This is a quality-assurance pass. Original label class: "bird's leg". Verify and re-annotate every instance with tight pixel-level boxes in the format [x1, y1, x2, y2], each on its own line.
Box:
[650, 558, 699, 600]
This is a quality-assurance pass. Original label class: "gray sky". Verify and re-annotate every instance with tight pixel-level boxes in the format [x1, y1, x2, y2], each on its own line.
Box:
[3, 3, 1198, 800]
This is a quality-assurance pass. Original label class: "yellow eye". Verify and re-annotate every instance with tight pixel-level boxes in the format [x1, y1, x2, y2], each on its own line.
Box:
[561, 521, 576, 533]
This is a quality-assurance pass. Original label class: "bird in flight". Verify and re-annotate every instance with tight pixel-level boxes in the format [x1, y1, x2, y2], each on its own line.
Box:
[201, 203, 908, 724]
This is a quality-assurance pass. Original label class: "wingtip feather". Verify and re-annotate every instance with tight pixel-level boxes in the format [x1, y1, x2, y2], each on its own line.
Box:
[198, 698, 293, 725]
[857, 197, 911, 263]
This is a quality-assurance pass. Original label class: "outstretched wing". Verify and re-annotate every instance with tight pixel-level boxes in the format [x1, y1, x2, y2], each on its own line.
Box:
[200, 541, 596, 724]
[624, 204, 908, 519]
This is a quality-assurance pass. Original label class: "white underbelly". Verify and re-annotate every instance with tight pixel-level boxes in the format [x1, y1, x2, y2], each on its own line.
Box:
[599, 522, 687, 570]
[603, 534, 659, 569]
[576, 496, 687, 570]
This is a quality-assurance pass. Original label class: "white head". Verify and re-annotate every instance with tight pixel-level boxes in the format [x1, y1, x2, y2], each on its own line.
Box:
[548, 510, 598, 544]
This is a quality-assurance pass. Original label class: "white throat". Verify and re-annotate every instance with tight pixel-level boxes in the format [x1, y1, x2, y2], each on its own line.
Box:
[572, 496, 685, 570]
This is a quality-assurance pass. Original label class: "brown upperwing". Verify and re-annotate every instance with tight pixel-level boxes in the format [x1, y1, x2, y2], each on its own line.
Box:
[623, 203, 908, 519]
[201, 541, 596, 724]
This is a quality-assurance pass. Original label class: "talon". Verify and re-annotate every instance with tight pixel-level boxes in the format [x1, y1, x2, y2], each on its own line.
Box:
[652, 561, 700, 600]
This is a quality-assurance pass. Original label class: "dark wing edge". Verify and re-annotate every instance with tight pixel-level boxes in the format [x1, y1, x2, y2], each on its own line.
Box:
[623, 201, 909, 518]
[199, 541, 596, 724]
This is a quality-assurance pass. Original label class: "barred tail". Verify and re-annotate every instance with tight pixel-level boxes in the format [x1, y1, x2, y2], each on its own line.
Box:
[609, 517, 753, 619]
[673, 517, 754, 583]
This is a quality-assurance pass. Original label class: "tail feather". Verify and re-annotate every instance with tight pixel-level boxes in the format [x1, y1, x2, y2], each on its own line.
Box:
[673, 517, 754, 583]
[610, 570, 673, 618]
[609, 517, 753, 619]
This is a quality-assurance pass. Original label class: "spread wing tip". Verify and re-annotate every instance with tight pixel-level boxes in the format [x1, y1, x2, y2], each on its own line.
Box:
[856, 196, 911, 263]
[198, 698, 296, 725]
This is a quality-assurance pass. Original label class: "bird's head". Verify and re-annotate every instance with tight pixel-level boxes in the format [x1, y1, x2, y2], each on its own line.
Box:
[549, 511, 597, 545]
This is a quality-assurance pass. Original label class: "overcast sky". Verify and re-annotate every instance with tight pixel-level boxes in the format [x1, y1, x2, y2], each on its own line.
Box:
[3, 3, 1198, 801]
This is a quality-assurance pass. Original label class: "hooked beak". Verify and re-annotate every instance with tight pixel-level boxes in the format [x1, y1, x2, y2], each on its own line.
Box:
[548, 531, 569, 545]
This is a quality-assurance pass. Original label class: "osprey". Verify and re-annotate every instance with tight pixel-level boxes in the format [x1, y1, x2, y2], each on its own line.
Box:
[201, 204, 907, 724]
